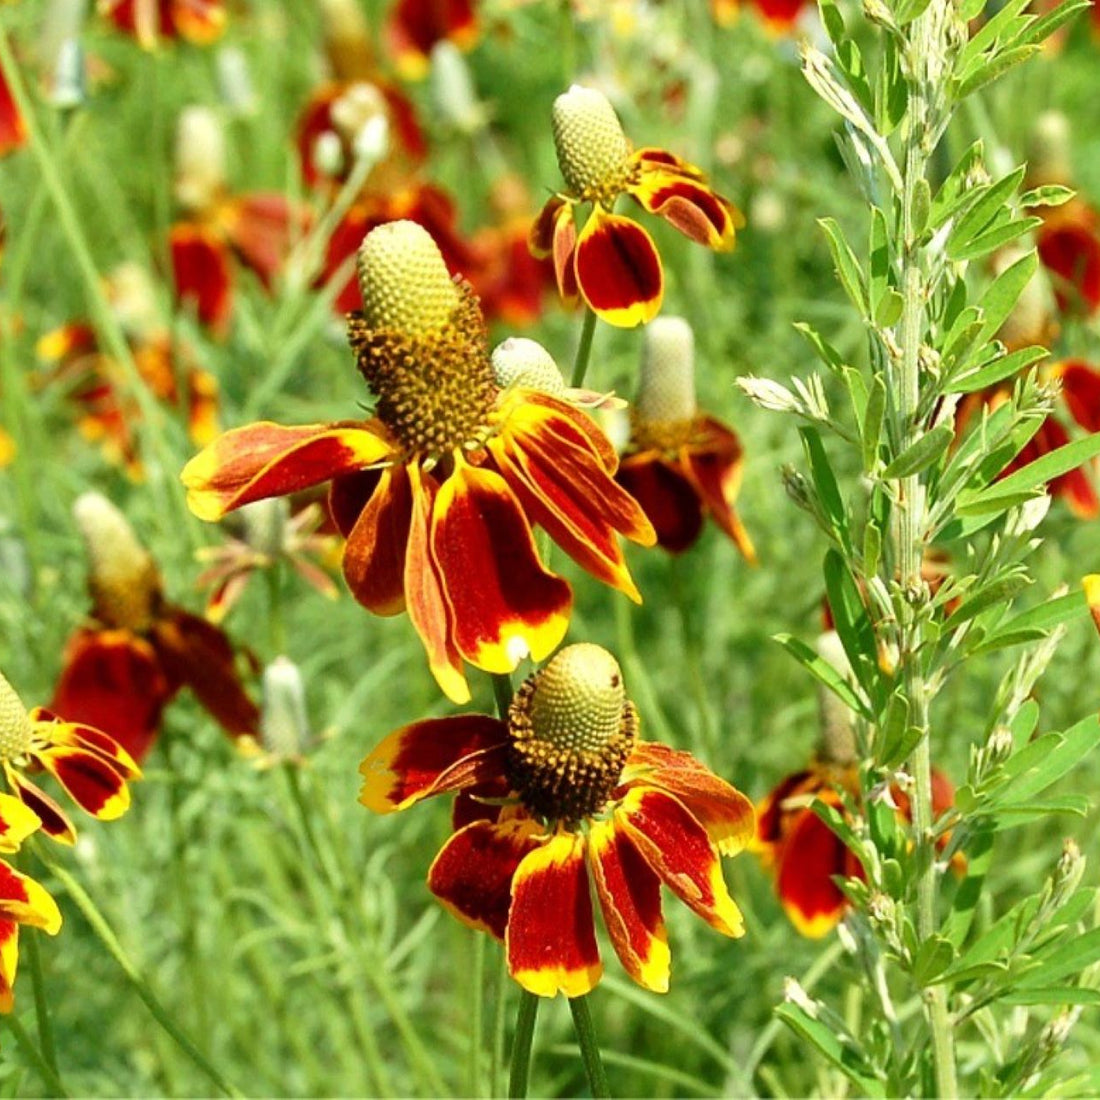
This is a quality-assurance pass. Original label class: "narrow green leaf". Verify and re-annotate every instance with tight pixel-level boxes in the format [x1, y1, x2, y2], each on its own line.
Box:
[823, 548, 883, 707]
[1001, 987, 1100, 1006]
[793, 321, 847, 376]
[947, 165, 1025, 255]
[1013, 0, 1091, 46]
[965, 432, 1100, 510]
[875, 289, 904, 327]
[882, 424, 954, 478]
[956, 45, 1042, 99]
[911, 177, 931, 237]
[843, 366, 869, 431]
[774, 1006, 886, 1096]
[774, 635, 873, 720]
[977, 250, 1038, 342]
[863, 520, 881, 579]
[1017, 927, 1100, 986]
[930, 140, 984, 230]
[943, 573, 1031, 630]
[913, 936, 956, 986]
[943, 827, 995, 947]
[982, 591, 1087, 644]
[862, 375, 886, 472]
[990, 714, 1100, 805]
[819, 217, 868, 315]
[801, 427, 850, 551]
[959, 0, 1031, 67]
[1018, 184, 1076, 209]
[946, 345, 1049, 394]
[949, 215, 1043, 262]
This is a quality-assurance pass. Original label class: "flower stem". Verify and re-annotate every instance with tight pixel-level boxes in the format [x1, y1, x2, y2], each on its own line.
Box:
[34, 846, 243, 1098]
[568, 994, 610, 1098]
[570, 307, 598, 388]
[23, 920, 60, 1084]
[5, 1011, 68, 1097]
[508, 989, 540, 1099]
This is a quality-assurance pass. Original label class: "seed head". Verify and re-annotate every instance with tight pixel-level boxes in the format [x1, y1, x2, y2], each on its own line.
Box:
[240, 498, 289, 559]
[260, 656, 310, 760]
[637, 316, 696, 424]
[74, 492, 161, 632]
[0, 672, 32, 760]
[491, 338, 566, 396]
[1028, 110, 1072, 188]
[529, 644, 625, 754]
[356, 221, 460, 335]
[174, 106, 226, 213]
[552, 85, 631, 199]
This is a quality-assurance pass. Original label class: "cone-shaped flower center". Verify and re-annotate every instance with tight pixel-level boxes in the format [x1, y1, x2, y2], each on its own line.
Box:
[174, 105, 227, 214]
[632, 316, 698, 450]
[75, 492, 162, 632]
[552, 85, 633, 204]
[349, 220, 497, 458]
[506, 644, 636, 824]
[491, 338, 566, 397]
[0, 672, 32, 760]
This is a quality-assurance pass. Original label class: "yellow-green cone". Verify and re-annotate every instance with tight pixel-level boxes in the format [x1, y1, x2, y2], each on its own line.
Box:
[356, 220, 460, 335]
[0, 672, 32, 760]
[528, 643, 625, 755]
[637, 316, 696, 424]
[551, 85, 631, 198]
[491, 337, 566, 396]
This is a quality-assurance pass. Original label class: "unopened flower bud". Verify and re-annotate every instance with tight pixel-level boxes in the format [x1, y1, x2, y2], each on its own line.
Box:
[174, 106, 226, 213]
[216, 46, 257, 116]
[637, 316, 696, 423]
[815, 630, 857, 766]
[330, 82, 390, 163]
[74, 492, 161, 632]
[356, 221, 459, 335]
[782, 977, 817, 1015]
[552, 85, 630, 197]
[1028, 111, 1073, 188]
[736, 375, 800, 413]
[0, 672, 32, 760]
[260, 657, 310, 759]
[782, 464, 813, 511]
[491, 338, 566, 396]
[311, 130, 345, 178]
[50, 38, 86, 109]
[430, 41, 483, 134]
[1052, 838, 1085, 906]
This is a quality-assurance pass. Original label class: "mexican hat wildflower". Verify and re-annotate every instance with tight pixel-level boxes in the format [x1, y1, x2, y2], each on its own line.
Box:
[385, 0, 478, 81]
[360, 644, 754, 996]
[51, 493, 260, 763]
[100, 0, 226, 48]
[0, 669, 139, 846]
[530, 85, 743, 327]
[0, 794, 63, 1013]
[182, 221, 655, 703]
[616, 317, 755, 556]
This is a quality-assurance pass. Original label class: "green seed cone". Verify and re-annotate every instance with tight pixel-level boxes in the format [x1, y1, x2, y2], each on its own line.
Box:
[552, 85, 630, 197]
[528, 644, 625, 754]
[0, 672, 31, 759]
[491, 337, 566, 396]
[637, 316, 697, 423]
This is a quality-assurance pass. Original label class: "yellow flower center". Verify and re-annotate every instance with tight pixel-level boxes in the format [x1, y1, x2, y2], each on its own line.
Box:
[74, 492, 162, 632]
[552, 85, 634, 205]
[0, 672, 33, 760]
[348, 221, 497, 459]
[506, 644, 636, 825]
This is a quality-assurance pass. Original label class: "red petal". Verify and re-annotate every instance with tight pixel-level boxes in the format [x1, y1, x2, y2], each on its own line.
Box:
[29, 710, 141, 780]
[428, 819, 544, 940]
[358, 714, 508, 812]
[589, 819, 670, 992]
[34, 744, 131, 821]
[507, 833, 602, 997]
[0, 795, 44, 854]
[630, 148, 706, 181]
[149, 608, 260, 739]
[0, 68, 26, 157]
[680, 418, 756, 561]
[431, 462, 571, 674]
[615, 787, 745, 937]
[405, 464, 469, 702]
[617, 453, 705, 553]
[775, 801, 852, 938]
[171, 0, 227, 43]
[754, 769, 818, 852]
[631, 172, 741, 250]
[528, 198, 579, 304]
[0, 863, 61, 933]
[181, 420, 393, 521]
[170, 223, 233, 335]
[222, 193, 310, 288]
[50, 628, 171, 763]
[623, 742, 755, 856]
[344, 464, 413, 615]
[386, 0, 478, 79]
[5, 772, 76, 845]
[574, 208, 664, 327]
[1038, 207, 1100, 315]
[1060, 360, 1100, 433]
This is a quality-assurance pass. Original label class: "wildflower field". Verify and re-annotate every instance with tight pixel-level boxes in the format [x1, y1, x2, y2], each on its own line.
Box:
[2, 0, 1100, 1095]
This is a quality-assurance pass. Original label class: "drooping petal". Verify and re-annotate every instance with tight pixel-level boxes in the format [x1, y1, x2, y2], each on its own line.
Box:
[405, 464, 469, 703]
[428, 819, 544, 940]
[358, 714, 508, 813]
[753, 769, 817, 858]
[574, 208, 663, 327]
[148, 608, 260, 741]
[181, 421, 393, 521]
[0, 68, 26, 158]
[751, 0, 809, 30]
[680, 418, 756, 561]
[630, 148, 707, 182]
[0, 919, 16, 1013]
[4, 770, 76, 845]
[343, 464, 413, 616]
[529, 196, 578, 303]
[170, 223, 233, 335]
[615, 787, 745, 938]
[431, 462, 572, 675]
[774, 801, 853, 938]
[1038, 206, 1100, 315]
[507, 832, 602, 998]
[622, 742, 755, 856]
[29, 709, 141, 780]
[49, 628, 172, 763]
[589, 818, 670, 993]
[616, 453, 705, 553]
[631, 170, 741, 251]
[0, 795, 42, 855]
[30, 743, 132, 821]
[385, 0, 478, 79]
[1059, 360, 1100, 433]
[511, 391, 620, 473]
[0, 862, 62, 935]
[221, 193, 310, 289]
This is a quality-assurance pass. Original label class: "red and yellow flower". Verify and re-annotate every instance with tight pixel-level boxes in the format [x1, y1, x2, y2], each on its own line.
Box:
[616, 317, 754, 556]
[0, 793, 63, 1012]
[182, 221, 655, 702]
[100, 0, 226, 48]
[0, 68, 26, 158]
[531, 85, 743, 327]
[1037, 199, 1100, 317]
[384, 0, 478, 81]
[361, 644, 754, 996]
[50, 493, 260, 764]
[0, 670, 139, 846]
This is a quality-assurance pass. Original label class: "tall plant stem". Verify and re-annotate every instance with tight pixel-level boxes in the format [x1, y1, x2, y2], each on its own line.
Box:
[568, 994, 610, 1098]
[508, 989, 539, 1099]
[23, 925, 60, 1084]
[894, 7, 957, 1095]
[5, 1012, 68, 1097]
[570, 308, 598, 388]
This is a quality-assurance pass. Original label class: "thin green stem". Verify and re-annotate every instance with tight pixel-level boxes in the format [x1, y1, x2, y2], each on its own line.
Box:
[23, 927, 61, 1085]
[508, 989, 540, 1099]
[468, 932, 486, 1098]
[34, 845, 242, 1098]
[491, 671, 514, 719]
[491, 950, 509, 1097]
[5, 1011, 69, 1097]
[568, 994, 610, 1098]
[570, 308, 598, 388]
